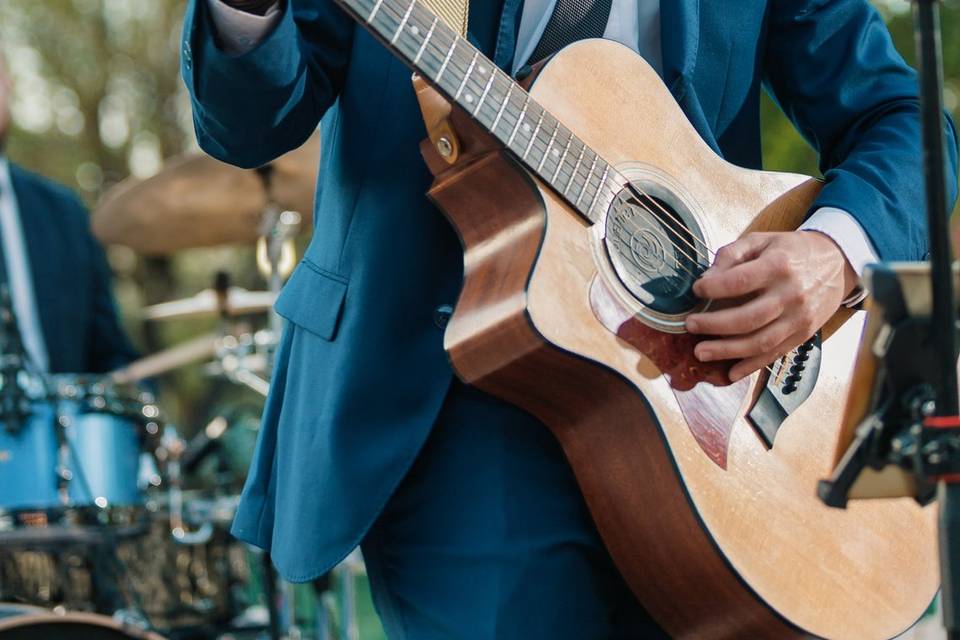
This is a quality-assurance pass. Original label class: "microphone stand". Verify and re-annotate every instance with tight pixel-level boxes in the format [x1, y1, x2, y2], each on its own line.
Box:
[818, 3, 960, 637]
[914, 2, 960, 636]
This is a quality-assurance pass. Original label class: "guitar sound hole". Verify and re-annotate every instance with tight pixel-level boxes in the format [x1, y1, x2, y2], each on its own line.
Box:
[603, 182, 708, 316]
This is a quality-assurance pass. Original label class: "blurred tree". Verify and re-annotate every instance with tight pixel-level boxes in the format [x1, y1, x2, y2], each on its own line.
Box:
[0, 0, 190, 193]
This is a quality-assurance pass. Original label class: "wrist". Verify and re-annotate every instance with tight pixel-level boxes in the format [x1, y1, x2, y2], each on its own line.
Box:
[807, 231, 859, 298]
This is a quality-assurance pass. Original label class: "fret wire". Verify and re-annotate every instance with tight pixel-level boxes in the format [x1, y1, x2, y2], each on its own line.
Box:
[552, 135, 574, 182]
[576, 154, 599, 207]
[536, 120, 560, 171]
[390, 0, 415, 44]
[549, 128, 574, 180]
[471, 75, 509, 134]
[522, 110, 545, 159]
[435, 36, 458, 83]
[413, 15, 438, 64]
[587, 165, 611, 218]
[366, 0, 387, 23]
[454, 51, 479, 100]
[473, 68, 496, 117]
[490, 82, 513, 133]
[565, 145, 586, 195]
[506, 95, 530, 147]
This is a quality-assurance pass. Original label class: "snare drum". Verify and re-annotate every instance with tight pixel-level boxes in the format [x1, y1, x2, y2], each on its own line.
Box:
[0, 375, 162, 521]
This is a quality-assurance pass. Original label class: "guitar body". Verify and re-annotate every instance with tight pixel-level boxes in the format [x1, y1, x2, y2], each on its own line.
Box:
[424, 40, 937, 639]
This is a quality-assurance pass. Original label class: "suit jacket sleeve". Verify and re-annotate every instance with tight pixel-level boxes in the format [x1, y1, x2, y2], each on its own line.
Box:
[72, 198, 140, 374]
[181, 0, 355, 168]
[763, 0, 959, 262]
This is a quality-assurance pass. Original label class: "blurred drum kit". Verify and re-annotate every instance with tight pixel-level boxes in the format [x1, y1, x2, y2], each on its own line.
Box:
[0, 134, 363, 640]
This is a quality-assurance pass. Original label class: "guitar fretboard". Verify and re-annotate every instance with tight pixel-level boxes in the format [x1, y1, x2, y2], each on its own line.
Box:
[338, 0, 619, 223]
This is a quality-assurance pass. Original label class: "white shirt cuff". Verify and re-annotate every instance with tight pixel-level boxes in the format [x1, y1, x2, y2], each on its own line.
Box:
[799, 207, 880, 307]
[206, 0, 282, 55]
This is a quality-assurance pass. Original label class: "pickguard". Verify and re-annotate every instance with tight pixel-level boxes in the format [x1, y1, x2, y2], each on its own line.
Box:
[589, 276, 749, 469]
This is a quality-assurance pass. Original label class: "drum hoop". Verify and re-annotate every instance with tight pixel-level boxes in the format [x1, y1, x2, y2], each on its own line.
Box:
[0, 611, 166, 639]
[0, 505, 151, 547]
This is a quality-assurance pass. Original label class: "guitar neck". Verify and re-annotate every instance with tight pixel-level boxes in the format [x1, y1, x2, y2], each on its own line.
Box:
[335, 0, 615, 223]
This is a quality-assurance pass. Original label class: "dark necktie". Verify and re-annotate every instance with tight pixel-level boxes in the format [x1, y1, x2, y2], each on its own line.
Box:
[525, 0, 613, 66]
[0, 182, 7, 285]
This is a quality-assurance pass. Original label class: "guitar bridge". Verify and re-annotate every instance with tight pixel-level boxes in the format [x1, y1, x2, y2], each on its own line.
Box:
[746, 332, 822, 448]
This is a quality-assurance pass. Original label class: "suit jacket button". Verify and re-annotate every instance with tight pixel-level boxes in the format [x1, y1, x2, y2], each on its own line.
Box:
[433, 304, 453, 329]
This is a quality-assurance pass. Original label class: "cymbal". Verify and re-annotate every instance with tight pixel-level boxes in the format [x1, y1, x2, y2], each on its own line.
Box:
[143, 287, 276, 321]
[93, 133, 319, 254]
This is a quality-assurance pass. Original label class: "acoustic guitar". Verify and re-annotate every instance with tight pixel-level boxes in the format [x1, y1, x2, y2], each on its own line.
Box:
[332, 0, 938, 636]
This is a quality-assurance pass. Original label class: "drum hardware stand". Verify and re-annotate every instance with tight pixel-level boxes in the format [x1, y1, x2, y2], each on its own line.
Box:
[819, 1, 960, 636]
[0, 289, 79, 509]
[254, 164, 310, 640]
[255, 163, 302, 373]
[164, 434, 214, 545]
[0, 285, 30, 434]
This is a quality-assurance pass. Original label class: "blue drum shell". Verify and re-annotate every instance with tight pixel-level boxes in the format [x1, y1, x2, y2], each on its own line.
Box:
[0, 402, 144, 511]
[0, 404, 60, 510]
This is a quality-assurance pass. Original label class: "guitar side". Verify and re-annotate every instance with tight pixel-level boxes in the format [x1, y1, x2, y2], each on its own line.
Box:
[427, 40, 936, 640]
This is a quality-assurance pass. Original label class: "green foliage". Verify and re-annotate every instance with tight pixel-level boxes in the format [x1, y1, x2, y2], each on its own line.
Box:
[761, 0, 960, 226]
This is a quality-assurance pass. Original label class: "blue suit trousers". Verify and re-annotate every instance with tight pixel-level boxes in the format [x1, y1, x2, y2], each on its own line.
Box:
[360, 380, 667, 639]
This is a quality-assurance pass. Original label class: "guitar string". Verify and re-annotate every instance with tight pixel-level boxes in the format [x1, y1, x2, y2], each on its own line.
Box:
[369, 0, 716, 273]
[379, 4, 712, 280]
[367, 0, 798, 374]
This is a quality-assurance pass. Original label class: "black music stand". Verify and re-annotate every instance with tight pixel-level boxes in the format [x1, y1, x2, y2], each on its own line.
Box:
[819, 1, 960, 637]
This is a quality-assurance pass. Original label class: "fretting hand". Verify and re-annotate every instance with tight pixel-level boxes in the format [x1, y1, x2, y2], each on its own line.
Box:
[684, 231, 858, 382]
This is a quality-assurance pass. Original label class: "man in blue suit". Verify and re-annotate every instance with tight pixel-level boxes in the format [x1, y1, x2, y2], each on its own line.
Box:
[182, 0, 958, 637]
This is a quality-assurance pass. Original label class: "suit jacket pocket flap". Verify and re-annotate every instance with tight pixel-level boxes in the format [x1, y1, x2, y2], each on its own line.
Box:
[274, 260, 348, 341]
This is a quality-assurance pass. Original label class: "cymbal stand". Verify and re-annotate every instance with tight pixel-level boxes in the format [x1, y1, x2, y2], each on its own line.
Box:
[254, 165, 300, 640]
[256, 166, 302, 374]
[214, 332, 272, 397]
[819, 1, 960, 636]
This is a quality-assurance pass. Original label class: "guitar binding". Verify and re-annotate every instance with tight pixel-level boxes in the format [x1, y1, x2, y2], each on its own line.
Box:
[591, 163, 712, 333]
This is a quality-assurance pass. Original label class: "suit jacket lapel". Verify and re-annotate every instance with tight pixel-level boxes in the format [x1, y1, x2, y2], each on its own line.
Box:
[659, 0, 700, 96]
[492, 0, 524, 72]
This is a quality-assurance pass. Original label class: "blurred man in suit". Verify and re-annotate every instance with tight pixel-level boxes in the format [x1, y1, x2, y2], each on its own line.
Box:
[183, 0, 958, 637]
[0, 53, 137, 376]
[0, 50, 139, 614]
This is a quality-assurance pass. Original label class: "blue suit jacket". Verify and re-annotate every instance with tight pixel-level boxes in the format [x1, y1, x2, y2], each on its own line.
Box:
[7, 163, 137, 374]
[182, 0, 959, 581]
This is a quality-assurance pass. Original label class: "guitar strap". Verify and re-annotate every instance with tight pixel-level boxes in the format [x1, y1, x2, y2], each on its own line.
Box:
[419, 0, 468, 37]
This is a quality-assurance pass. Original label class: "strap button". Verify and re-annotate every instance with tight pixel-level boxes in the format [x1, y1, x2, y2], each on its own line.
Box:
[433, 304, 453, 329]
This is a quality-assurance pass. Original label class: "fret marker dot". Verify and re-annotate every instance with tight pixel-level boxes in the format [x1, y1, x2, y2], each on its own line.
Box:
[410, 25, 420, 35]
[465, 94, 474, 104]
[478, 64, 488, 75]
[523, 123, 531, 133]
[552, 149, 560, 158]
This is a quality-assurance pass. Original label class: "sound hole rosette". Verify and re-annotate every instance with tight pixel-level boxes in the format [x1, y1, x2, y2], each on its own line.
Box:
[590, 164, 713, 333]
